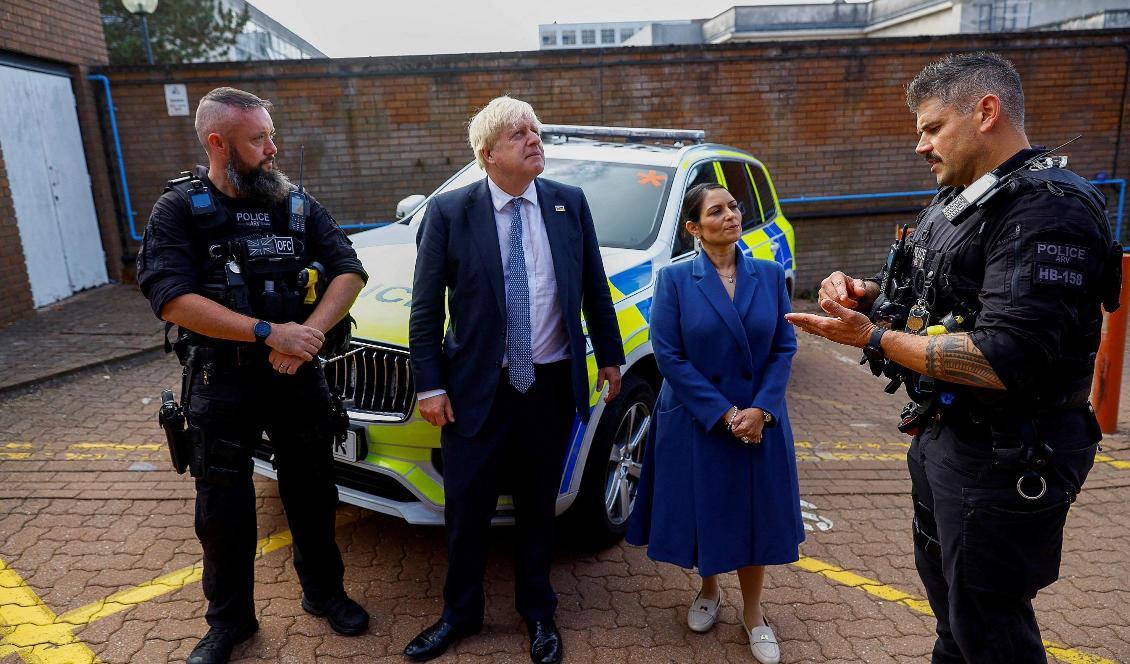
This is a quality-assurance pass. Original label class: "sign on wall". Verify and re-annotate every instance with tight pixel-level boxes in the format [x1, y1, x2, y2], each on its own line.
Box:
[164, 84, 189, 116]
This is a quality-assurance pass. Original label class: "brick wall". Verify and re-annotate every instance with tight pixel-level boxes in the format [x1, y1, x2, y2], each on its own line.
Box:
[0, 0, 109, 65]
[95, 30, 1130, 291]
[0, 149, 35, 325]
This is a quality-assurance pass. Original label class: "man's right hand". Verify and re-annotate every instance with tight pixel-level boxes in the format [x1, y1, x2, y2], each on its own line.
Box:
[265, 322, 324, 361]
[819, 271, 873, 311]
[419, 394, 455, 427]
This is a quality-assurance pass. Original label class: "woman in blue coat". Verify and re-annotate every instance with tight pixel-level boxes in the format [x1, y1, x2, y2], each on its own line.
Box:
[627, 183, 803, 664]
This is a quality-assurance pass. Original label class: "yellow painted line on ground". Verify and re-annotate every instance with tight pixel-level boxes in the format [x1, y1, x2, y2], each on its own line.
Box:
[67, 444, 161, 451]
[794, 555, 1116, 664]
[0, 453, 32, 460]
[1, 444, 33, 449]
[0, 557, 102, 664]
[1095, 453, 1130, 470]
[55, 508, 361, 627]
[1, 508, 362, 663]
[796, 452, 907, 462]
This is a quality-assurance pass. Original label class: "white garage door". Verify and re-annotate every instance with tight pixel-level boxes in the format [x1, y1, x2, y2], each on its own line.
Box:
[0, 64, 108, 307]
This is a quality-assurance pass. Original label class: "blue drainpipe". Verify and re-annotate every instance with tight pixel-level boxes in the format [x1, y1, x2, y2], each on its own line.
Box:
[87, 74, 142, 242]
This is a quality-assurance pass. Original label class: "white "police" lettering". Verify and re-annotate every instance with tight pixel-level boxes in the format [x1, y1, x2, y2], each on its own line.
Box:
[235, 212, 271, 226]
[1035, 242, 1086, 264]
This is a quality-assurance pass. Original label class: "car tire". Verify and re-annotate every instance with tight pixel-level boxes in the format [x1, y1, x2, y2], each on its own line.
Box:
[561, 373, 655, 550]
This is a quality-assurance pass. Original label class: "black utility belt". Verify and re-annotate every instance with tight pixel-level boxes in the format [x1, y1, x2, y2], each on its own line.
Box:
[190, 343, 270, 370]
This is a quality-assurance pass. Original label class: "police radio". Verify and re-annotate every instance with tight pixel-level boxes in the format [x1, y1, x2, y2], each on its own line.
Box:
[288, 145, 308, 234]
[942, 136, 1080, 225]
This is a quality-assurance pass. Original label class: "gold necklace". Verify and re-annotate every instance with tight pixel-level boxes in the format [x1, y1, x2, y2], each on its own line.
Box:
[717, 270, 736, 284]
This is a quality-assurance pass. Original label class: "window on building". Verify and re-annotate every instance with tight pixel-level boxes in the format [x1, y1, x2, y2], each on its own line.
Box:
[620, 28, 636, 41]
[581, 29, 595, 44]
[542, 32, 557, 46]
[974, 0, 1031, 32]
[601, 28, 616, 44]
[561, 30, 576, 45]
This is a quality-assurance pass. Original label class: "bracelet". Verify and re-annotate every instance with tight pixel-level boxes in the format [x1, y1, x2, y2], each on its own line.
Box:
[725, 407, 740, 431]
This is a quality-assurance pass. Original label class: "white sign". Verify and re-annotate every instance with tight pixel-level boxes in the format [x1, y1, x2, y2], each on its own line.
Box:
[164, 84, 190, 117]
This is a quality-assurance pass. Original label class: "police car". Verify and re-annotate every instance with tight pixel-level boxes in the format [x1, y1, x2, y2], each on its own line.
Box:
[251, 125, 796, 546]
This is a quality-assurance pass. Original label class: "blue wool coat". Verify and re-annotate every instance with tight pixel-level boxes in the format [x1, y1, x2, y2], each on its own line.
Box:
[627, 249, 805, 576]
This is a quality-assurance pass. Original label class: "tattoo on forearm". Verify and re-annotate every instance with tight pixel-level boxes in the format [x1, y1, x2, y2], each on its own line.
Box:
[924, 334, 1004, 389]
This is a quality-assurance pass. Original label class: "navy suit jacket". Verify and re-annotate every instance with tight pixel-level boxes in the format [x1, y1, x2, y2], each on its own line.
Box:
[409, 177, 626, 438]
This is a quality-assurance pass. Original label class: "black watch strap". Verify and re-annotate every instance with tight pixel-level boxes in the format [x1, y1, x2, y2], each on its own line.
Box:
[864, 326, 886, 361]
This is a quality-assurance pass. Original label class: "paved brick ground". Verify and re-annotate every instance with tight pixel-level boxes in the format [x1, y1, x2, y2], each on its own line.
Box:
[1, 289, 1129, 662]
[0, 284, 163, 394]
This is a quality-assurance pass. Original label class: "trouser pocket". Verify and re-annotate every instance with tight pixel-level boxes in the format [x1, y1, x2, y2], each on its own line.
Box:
[961, 485, 1071, 598]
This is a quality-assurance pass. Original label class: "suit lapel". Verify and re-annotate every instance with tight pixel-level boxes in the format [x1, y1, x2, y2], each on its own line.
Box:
[466, 179, 506, 316]
[536, 179, 576, 312]
[733, 250, 760, 321]
[692, 250, 751, 355]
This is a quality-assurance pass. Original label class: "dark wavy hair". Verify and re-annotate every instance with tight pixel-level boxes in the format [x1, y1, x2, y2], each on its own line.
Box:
[681, 182, 727, 223]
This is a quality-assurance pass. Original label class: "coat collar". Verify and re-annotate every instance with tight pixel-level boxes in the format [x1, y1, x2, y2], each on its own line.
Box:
[692, 247, 758, 354]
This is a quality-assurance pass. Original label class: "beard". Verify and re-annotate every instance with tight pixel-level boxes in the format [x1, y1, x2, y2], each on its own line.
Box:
[225, 147, 293, 205]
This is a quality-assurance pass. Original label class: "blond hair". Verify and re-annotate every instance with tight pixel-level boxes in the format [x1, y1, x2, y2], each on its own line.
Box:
[467, 96, 541, 171]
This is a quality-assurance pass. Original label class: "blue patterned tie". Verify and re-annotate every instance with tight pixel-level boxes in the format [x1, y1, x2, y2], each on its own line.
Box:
[506, 197, 535, 393]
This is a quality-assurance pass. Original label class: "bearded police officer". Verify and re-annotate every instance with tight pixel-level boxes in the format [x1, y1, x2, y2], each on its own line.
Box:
[786, 53, 1121, 663]
[137, 87, 370, 664]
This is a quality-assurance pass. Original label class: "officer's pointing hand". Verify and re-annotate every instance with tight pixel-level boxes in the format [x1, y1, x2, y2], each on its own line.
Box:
[265, 322, 324, 361]
[819, 271, 869, 310]
[785, 299, 875, 348]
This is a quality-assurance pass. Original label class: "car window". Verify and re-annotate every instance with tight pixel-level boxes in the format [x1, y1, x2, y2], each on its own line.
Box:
[718, 161, 761, 230]
[409, 160, 673, 251]
[748, 163, 777, 221]
[672, 161, 720, 257]
[542, 159, 674, 250]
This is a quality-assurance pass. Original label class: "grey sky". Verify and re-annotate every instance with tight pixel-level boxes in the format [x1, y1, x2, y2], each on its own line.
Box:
[250, 0, 841, 58]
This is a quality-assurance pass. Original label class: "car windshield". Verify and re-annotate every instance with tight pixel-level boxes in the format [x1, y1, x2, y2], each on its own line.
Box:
[408, 159, 675, 250]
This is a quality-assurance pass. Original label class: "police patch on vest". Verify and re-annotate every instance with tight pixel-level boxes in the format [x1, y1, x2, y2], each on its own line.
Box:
[245, 235, 295, 256]
[235, 211, 271, 228]
[1033, 263, 1085, 288]
[1034, 242, 1087, 266]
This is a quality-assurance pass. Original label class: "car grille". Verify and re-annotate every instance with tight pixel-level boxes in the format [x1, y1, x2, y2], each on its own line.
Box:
[323, 341, 415, 420]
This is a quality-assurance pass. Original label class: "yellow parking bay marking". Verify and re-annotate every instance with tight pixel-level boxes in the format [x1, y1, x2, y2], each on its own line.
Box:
[1095, 453, 1130, 470]
[1, 509, 362, 663]
[794, 555, 1115, 664]
[0, 557, 102, 664]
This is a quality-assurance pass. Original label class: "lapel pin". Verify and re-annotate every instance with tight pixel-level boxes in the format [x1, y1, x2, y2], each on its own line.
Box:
[554, 205, 566, 213]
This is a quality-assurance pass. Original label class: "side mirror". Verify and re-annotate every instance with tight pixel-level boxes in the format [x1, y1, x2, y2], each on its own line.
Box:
[396, 194, 426, 220]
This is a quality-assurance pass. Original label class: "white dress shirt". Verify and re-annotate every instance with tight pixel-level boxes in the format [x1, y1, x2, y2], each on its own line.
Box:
[418, 177, 570, 401]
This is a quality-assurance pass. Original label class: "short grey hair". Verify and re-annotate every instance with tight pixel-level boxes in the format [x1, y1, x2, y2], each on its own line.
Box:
[467, 96, 541, 171]
[906, 52, 1025, 130]
[194, 87, 273, 152]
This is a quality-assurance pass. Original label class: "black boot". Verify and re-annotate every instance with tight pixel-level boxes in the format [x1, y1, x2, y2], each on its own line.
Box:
[186, 622, 258, 664]
[301, 593, 370, 636]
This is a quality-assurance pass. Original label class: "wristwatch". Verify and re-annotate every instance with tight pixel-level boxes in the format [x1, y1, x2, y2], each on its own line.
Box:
[863, 326, 886, 363]
[253, 320, 272, 345]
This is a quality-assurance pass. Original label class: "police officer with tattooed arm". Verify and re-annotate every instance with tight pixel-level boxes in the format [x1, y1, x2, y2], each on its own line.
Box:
[786, 53, 1121, 663]
[137, 87, 370, 664]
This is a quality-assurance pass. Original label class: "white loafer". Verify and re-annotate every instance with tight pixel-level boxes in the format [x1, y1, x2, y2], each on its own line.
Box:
[743, 616, 780, 664]
[686, 590, 722, 633]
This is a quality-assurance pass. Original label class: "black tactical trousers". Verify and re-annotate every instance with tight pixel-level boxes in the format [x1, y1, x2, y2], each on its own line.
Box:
[187, 360, 345, 630]
[906, 408, 1099, 663]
